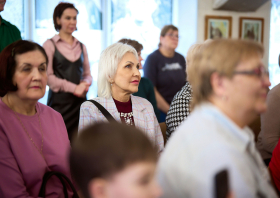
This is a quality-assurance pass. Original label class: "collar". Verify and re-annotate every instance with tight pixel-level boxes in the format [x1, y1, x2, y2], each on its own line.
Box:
[52, 34, 79, 45]
[0, 16, 8, 26]
[197, 102, 252, 152]
[130, 95, 146, 112]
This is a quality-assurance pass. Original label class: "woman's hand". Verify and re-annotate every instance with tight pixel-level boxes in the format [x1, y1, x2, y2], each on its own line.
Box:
[74, 82, 90, 98]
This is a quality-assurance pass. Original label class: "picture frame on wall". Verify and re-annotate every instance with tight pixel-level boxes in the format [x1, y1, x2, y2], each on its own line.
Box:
[239, 17, 264, 43]
[205, 15, 232, 40]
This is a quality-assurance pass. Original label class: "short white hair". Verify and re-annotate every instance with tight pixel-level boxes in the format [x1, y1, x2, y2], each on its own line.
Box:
[98, 42, 138, 98]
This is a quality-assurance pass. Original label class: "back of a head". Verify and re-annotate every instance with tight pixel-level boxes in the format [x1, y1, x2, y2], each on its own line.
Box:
[188, 39, 264, 110]
[118, 38, 143, 53]
[69, 122, 158, 198]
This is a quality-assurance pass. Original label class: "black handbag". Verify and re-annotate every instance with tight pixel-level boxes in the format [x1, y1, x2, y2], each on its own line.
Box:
[39, 171, 79, 198]
[88, 100, 117, 123]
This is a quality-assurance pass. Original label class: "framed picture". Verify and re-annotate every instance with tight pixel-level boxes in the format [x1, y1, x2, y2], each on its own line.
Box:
[239, 17, 264, 43]
[205, 15, 232, 40]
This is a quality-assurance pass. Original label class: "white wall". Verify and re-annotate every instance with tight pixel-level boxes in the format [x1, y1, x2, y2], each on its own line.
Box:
[197, 0, 271, 65]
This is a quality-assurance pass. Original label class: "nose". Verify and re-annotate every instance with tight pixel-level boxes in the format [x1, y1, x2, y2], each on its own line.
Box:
[32, 68, 42, 81]
[71, 18, 77, 24]
[133, 66, 141, 77]
[262, 73, 271, 87]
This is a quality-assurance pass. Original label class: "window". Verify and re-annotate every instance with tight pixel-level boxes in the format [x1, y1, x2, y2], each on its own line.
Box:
[1, 0, 25, 38]
[2, 0, 173, 103]
[111, 0, 172, 62]
[269, 0, 280, 88]
[34, 0, 103, 103]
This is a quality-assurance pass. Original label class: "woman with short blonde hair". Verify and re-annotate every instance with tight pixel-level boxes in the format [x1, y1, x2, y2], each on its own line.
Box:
[79, 43, 164, 153]
[97, 43, 138, 99]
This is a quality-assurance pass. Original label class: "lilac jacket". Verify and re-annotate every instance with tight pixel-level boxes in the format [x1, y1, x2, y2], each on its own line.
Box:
[79, 95, 164, 152]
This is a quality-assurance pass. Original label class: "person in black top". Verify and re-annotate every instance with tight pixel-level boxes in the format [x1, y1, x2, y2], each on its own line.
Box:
[43, 3, 92, 141]
[144, 25, 186, 122]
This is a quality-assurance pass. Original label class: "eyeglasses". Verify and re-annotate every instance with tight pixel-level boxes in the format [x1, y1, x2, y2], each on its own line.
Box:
[233, 66, 269, 78]
[165, 33, 179, 39]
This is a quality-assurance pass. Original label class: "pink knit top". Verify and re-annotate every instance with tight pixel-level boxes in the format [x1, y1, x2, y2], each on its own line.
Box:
[0, 99, 73, 197]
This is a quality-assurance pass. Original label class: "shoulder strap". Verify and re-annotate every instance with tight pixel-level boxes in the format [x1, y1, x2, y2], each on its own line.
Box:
[88, 100, 117, 123]
[49, 39, 56, 48]
[79, 42, 84, 61]
[79, 42, 84, 54]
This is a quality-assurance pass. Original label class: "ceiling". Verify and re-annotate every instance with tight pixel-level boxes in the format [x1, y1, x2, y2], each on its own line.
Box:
[213, 0, 269, 12]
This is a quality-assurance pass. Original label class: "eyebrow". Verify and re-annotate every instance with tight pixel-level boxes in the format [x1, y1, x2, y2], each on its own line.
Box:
[19, 62, 47, 68]
[125, 61, 134, 65]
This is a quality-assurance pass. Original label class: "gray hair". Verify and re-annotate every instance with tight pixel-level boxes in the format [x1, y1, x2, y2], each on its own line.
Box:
[98, 42, 138, 98]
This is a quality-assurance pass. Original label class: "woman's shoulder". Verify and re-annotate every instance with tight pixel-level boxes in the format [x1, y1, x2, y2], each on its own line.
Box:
[147, 49, 161, 59]
[131, 95, 153, 108]
[174, 51, 186, 60]
[81, 97, 110, 109]
[42, 37, 56, 50]
[140, 77, 153, 86]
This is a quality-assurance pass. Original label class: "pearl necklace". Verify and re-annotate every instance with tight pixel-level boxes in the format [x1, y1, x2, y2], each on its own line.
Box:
[119, 112, 133, 125]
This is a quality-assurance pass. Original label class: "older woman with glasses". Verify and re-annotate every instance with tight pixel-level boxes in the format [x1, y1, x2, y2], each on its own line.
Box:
[78, 42, 164, 153]
[157, 39, 277, 198]
[144, 24, 186, 122]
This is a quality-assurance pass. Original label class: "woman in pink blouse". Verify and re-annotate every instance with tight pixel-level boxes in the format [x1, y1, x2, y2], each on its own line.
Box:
[43, 2, 92, 141]
[78, 43, 164, 153]
[0, 40, 74, 197]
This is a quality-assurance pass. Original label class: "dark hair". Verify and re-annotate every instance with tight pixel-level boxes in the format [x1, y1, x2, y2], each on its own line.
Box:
[118, 38, 143, 53]
[158, 24, 179, 47]
[69, 122, 158, 198]
[53, 2, 78, 31]
[0, 40, 48, 97]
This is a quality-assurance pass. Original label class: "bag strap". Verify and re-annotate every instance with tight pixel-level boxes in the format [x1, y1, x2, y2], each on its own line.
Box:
[87, 100, 117, 123]
[39, 171, 79, 198]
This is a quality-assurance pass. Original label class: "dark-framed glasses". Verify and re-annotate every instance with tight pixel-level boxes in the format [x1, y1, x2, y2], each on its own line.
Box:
[233, 66, 269, 78]
[165, 33, 179, 39]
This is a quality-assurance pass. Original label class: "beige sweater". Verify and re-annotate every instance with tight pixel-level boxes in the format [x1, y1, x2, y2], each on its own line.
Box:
[257, 83, 280, 160]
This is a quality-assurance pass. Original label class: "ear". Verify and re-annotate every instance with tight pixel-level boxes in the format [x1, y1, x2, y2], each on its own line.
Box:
[88, 178, 109, 198]
[108, 76, 114, 84]
[210, 72, 227, 98]
[159, 36, 164, 44]
[56, 17, 61, 25]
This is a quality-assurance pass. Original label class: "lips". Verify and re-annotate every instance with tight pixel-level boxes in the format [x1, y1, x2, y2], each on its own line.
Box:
[131, 80, 139, 84]
[30, 86, 41, 89]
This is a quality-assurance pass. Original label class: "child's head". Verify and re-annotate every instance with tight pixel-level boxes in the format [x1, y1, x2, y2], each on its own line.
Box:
[69, 123, 161, 198]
